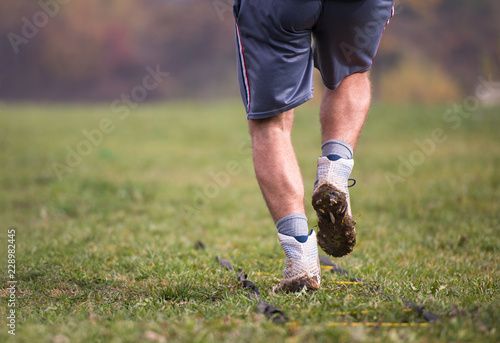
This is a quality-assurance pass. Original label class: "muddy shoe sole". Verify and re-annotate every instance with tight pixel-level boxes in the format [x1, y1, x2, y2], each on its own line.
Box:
[312, 183, 356, 258]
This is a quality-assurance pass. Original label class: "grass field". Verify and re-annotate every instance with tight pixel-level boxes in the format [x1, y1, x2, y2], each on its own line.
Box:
[0, 100, 499, 342]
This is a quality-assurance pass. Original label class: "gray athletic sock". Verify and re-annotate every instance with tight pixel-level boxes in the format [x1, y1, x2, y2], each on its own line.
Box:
[276, 213, 309, 237]
[321, 139, 353, 160]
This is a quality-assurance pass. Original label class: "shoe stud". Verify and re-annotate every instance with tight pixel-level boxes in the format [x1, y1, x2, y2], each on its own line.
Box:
[328, 212, 335, 223]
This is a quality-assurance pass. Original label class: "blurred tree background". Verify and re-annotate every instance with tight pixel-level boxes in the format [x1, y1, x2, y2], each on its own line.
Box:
[0, 0, 498, 103]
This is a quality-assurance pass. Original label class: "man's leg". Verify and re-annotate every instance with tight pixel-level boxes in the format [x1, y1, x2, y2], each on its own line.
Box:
[248, 109, 304, 223]
[320, 72, 371, 149]
[312, 71, 371, 257]
[249, 109, 321, 292]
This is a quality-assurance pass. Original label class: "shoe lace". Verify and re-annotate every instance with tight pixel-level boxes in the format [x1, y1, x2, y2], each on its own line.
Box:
[348, 178, 356, 188]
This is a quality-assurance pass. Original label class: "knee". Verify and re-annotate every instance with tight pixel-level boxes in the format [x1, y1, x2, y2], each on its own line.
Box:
[325, 72, 371, 109]
[248, 110, 295, 139]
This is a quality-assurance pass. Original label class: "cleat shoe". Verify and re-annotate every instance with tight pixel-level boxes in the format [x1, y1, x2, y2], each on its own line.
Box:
[312, 156, 357, 258]
[273, 230, 321, 292]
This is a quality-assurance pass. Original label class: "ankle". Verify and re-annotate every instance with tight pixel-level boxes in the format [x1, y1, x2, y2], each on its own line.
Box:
[321, 139, 353, 160]
[276, 213, 309, 238]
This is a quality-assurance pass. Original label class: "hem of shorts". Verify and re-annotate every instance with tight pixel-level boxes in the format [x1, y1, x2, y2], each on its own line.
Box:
[246, 92, 314, 120]
[321, 66, 372, 90]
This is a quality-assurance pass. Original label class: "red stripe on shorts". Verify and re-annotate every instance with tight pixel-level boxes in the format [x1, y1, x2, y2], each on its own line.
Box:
[235, 20, 251, 112]
[372, 2, 395, 65]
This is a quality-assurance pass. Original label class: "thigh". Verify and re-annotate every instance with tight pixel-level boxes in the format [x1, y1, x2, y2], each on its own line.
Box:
[233, 0, 322, 119]
[313, 0, 395, 89]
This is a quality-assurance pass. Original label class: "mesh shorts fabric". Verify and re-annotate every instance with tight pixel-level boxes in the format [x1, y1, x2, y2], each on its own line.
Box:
[233, 0, 394, 119]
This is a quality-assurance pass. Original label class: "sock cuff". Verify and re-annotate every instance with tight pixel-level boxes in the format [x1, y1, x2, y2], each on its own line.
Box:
[276, 213, 307, 229]
[321, 139, 353, 159]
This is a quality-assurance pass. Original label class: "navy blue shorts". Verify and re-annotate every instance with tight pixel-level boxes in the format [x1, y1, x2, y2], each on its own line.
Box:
[233, 0, 394, 119]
